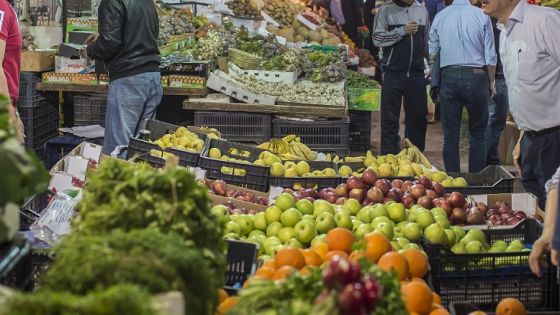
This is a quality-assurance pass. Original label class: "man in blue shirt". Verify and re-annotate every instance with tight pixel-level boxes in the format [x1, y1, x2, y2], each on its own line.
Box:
[425, 0, 445, 22]
[429, 0, 496, 173]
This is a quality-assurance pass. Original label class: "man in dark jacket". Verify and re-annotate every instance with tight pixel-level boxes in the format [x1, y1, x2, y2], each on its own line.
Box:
[372, 0, 430, 154]
[85, 0, 162, 156]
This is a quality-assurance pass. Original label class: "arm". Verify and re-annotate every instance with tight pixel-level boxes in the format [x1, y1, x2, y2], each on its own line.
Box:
[529, 186, 558, 276]
[0, 41, 9, 103]
[372, 7, 406, 47]
[424, 10, 431, 60]
[483, 16, 497, 94]
[428, 16, 440, 64]
[86, 0, 124, 62]
[540, 13, 560, 66]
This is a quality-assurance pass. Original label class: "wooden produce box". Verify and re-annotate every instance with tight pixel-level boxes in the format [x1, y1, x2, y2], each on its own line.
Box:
[168, 75, 206, 89]
[499, 121, 521, 165]
[466, 193, 538, 230]
[21, 50, 56, 72]
[42, 72, 98, 85]
[209, 182, 270, 213]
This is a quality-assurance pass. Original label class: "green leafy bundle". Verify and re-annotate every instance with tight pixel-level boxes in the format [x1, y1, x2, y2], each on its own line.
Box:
[0, 284, 157, 315]
[73, 158, 225, 267]
[347, 70, 381, 89]
[40, 228, 222, 315]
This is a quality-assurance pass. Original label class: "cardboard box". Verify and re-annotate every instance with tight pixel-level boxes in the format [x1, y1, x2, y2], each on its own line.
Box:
[68, 31, 94, 45]
[168, 75, 206, 89]
[499, 121, 521, 165]
[21, 50, 55, 72]
[229, 62, 299, 84]
[42, 72, 98, 85]
[160, 60, 215, 77]
[467, 193, 538, 230]
[207, 72, 277, 104]
[55, 56, 94, 74]
[209, 183, 269, 213]
[50, 155, 90, 181]
[59, 43, 86, 58]
[68, 141, 103, 164]
[65, 17, 98, 42]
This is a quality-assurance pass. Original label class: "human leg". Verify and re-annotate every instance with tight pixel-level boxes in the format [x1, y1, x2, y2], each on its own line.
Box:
[403, 73, 428, 152]
[486, 78, 509, 165]
[439, 69, 463, 172]
[464, 70, 490, 173]
[380, 71, 404, 155]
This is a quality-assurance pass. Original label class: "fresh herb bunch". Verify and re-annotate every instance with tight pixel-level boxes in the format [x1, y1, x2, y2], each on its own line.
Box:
[0, 284, 157, 315]
[194, 30, 223, 61]
[40, 228, 223, 315]
[260, 48, 301, 72]
[72, 158, 225, 271]
[347, 70, 380, 89]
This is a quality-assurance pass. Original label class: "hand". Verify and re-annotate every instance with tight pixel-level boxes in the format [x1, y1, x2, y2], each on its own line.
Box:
[81, 48, 88, 59]
[553, 249, 559, 267]
[84, 33, 98, 45]
[513, 133, 522, 177]
[7, 106, 24, 143]
[529, 234, 551, 277]
[404, 23, 419, 35]
[490, 81, 496, 99]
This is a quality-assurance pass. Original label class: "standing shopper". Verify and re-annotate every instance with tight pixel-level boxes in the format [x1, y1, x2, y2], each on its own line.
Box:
[1, 0, 23, 143]
[372, 0, 430, 155]
[485, 18, 508, 165]
[330, 0, 363, 46]
[429, 0, 496, 173]
[86, 0, 162, 156]
[482, 0, 560, 209]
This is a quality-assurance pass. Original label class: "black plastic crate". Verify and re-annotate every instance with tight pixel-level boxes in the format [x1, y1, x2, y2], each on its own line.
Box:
[24, 129, 58, 151]
[447, 165, 515, 196]
[0, 233, 31, 281]
[45, 135, 104, 170]
[18, 72, 45, 106]
[424, 219, 559, 312]
[73, 93, 107, 127]
[19, 191, 52, 231]
[0, 246, 52, 292]
[269, 161, 342, 189]
[126, 119, 207, 168]
[272, 118, 350, 155]
[349, 110, 371, 152]
[19, 100, 58, 138]
[194, 111, 271, 144]
[449, 302, 559, 315]
[199, 138, 269, 192]
[224, 240, 258, 295]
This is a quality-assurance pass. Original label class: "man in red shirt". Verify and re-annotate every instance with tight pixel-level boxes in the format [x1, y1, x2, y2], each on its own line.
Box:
[0, 0, 23, 142]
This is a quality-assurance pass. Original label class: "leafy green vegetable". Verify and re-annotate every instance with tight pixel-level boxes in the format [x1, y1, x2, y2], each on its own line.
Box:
[347, 70, 381, 89]
[362, 264, 407, 315]
[0, 284, 157, 315]
[40, 228, 222, 315]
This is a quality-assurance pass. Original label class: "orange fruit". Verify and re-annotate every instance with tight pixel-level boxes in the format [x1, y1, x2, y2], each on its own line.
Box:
[326, 227, 355, 253]
[275, 247, 306, 270]
[272, 265, 298, 281]
[312, 243, 330, 261]
[255, 266, 276, 279]
[402, 249, 429, 278]
[325, 250, 349, 262]
[429, 309, 450, 315]
[301, 248, 323, 266]
[300, 265, 316, 276]
[467, 312, 488, 315]
[263, 259, 276, 269]
[349, 250, 364, 262]
[378, 252, 409, 281]
[216, 296, 239, 315]
[217, 288, 228, 305]
[495, 298, 527, 315]
[432, 292, 442, 306]
[364, 232, 392, 263]
[401, 281, 434, 315]
[431, 303, 444, 310]
[411, 277, 427, 284]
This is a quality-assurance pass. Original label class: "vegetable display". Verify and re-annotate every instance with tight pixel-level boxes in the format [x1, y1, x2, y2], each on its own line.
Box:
[262, 0, 302, 26]
[348, 70, 381, 89]
[226, 0, 261, 18]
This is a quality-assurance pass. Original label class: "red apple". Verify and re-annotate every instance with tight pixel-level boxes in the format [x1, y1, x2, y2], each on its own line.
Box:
[425, 189, 438, 200]
[336, 197, 348, 205]
[391, 179, 403, 189]
[506, 217, 522, 225]
[418, 175, 433, 189]
[387, 188, 403, 202]
[362, 169, 378, 186]
[448, 192, 466, 209]
[347, 176, 364, 190]
[417, 196, 433, 209]
[335, 183, 349, 198]
[450, 208, 467, 224]
[325, 191, 339, 204]
[374, 179, 391, 195]
[402, 193, 415, 209]
[467, 210, 486, 225]
[349, 188, 366, 203]
[367, 187, 384, 203]
[514, 211, 527, 219]
[410, 184, 426, 199]
[432, 182, 445, 196]
[401, 180, 414, 193]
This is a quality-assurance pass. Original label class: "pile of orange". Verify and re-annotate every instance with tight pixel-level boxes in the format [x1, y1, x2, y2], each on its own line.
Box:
[216, 289, 238, 315]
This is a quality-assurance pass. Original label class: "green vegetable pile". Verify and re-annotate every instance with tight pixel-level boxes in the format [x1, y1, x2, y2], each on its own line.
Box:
[0, 284, 157, 315]
[260, 48, 302, 72]
[302, 48, 348, 83]
[347, 70, 381, 89]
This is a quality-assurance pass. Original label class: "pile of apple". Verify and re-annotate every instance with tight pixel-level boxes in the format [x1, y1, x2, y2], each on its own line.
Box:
[317, 255, 381, 315]
[205, 179, 269, 206]
[469, 201, 528, 227]
[449, 228, 530, 254]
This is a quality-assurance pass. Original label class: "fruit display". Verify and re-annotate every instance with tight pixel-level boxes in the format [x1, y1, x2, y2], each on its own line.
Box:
[348, 70, 381, 89]
[266, 21, 342, 45]
[194, 30, 227, 61]
[262, 0, 302, 26]
[355, 49, 376, 68]
[258, 135, 318, 160]
[468, 200, 528, 226]
[448, 230, 530, 254]
[269, 160, 337, 178]
[158, 8, 196, 46]
[302, 48, 348, 83]
[542, 0, 560, 8]
[205, 179, 269, 206]
[260, 47, 302, 72]
[226, 0, 261, 17]
[148, 126, 208, 159]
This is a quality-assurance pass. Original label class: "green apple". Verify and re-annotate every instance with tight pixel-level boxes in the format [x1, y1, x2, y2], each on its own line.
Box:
[286, 238, 303, 249]
[510, 240, 524, 250]
[266, 221, 283, 237]
[391, 241, 401, 251]
[466, 240, 484, 253]
[393, 228, 403, 239]
[385, 200, 396, 207]
[407, 212, 417, 223]
[224, 221, 241, 235]
[375, 222, 394, 241]
[265, 206, 282, 225]
[405, 243, 421, 250]
[435, 215, 451, 229]
[355, 223, 374, 239]
[431, 207, 448, 218]
[249, 230, 266, 239]
[397, 220, 411, 229]
[278, 227, 297, 244]
[370, 204, 389, 219]
[352, 219, 363, 232]
[397, 237, 410, 248]
[313, 200, 335, 217]
[451, 243, 466, 254]
[343, 198, 362, 215]
[254, 212, 268, 231]
[223, 232, 240, 240]
[210, 205, 230, 224]
[410, 205, 425, 213]
[315, 212, 336, 234]
[444, 229, 456, 247]
[424, 223, 447, 246]
[301, 214, 315, 223]
[492, 240, 508, 251]
[459, 234, 479, 246]
[310, 234, 327, 247]
[281, 208, 302, 227]
[275, 193, 295, 211]
[357, 208, 372, 223]
[402, 222, 423, 243]
[506, 244, 524, 252]
[263, 237, 282, 256]
[335, 206, 350, 215]
[371, 216, 392, 228]
[294, 220, 317, 244]
[235, 215, 254, 236]
[415, 210, 435, 229]
[451, 226, 466, 240]
[466, 229, 486, 244]
[296, 199, 314, 215]
[247, 236, 264, 255]
[387, 203, 407, 223]
[335, 212, 353, 230]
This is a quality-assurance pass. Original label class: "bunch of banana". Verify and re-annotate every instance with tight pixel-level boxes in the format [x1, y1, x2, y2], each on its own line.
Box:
[258, 135, 318, 160]
[325, 154, 366, 163]
[289, 141, 317, 160]
[257, 138, 290, 154]
[397, 143, 432, 169]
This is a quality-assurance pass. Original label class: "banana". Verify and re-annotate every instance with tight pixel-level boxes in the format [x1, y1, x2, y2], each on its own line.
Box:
[281, 135, 297, 143]
[279, 153, 300, 160]
[257, 142, 272, 150]
[289, 142, 306, 159]
[325, 153, 332, 162]
[333, 155, 340, 163]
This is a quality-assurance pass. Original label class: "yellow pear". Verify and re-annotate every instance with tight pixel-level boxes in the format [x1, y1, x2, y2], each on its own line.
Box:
[270, 163, 285, 176]
[295, 161, 311, 176]
[453, 177, 468, 187]
[323, 168, 337, 177]
[234, 169, 247, 176]
[175, 127, 188, 137]
[221, 167, 233, 175]
[209, 148, 222, 159]
[338, 165, 353, 177]
[253, 159, 266, 166]
[284, 161, 297, 169]
[400, 165, 414, 177]
[285, 167, 298, 177]
[193, 139, 204, 152]
[441, 178, 454, 187]
[412, 163, 424, 176]
[378, 163, 393, 177]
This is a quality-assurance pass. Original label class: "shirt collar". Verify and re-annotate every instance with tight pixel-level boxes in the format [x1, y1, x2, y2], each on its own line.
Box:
[452, 0, 471, 5]
[509, 0, 527, 23]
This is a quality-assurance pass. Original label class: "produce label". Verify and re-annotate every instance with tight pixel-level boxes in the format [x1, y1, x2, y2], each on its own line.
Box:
[348, 88, 381, 111]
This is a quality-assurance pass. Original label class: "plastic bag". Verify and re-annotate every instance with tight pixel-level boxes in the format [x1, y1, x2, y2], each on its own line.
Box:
[30, 193, 79, 246]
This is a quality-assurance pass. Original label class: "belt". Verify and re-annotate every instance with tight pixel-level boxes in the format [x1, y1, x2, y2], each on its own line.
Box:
[525, 125, 560, 137]
[443, 65, 486, 71]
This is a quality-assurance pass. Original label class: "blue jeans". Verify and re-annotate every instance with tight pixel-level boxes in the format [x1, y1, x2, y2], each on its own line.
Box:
[485, 78, 509, 165]
[439, 67, 489, 173]
[103, 72, 163, 155]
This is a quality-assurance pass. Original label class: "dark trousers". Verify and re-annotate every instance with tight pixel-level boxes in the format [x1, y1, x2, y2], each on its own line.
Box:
[439, 67, 489, 173]
[380, 71, 427, 155]
[520, 128, 560, 209]
[486, 78, 509, 165]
